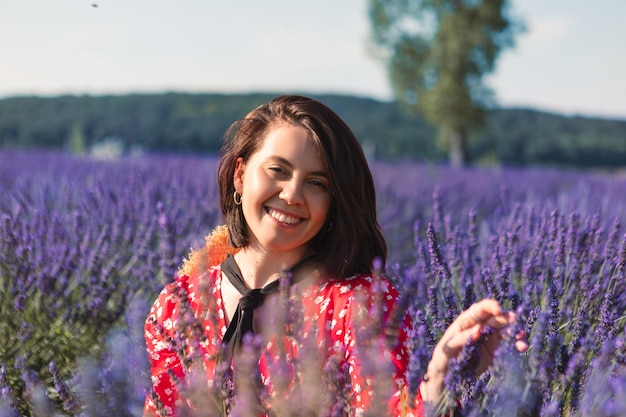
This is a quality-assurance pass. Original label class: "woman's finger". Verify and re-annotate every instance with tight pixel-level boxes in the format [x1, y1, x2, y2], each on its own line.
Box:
[455, 299, 505, 332]
[441, 324, 482, 356]
[515, 338, 530, 353]
[428, 298, 529, 379]
[483, 310, 517, 329]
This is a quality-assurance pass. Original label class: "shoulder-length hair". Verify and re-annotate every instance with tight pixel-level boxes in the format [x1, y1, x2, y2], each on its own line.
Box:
[217, 95, 387, 279]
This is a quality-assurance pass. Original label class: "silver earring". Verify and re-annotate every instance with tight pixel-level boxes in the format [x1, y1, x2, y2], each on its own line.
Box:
[326, 222, 333, 232]
[233, 191, 242, 205]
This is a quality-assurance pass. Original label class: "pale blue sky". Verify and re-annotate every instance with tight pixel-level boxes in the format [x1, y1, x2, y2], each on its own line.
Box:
[1, 1, 625, 119]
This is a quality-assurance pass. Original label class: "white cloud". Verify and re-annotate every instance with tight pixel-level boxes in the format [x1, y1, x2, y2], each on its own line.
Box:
[522, 16, 576, 48]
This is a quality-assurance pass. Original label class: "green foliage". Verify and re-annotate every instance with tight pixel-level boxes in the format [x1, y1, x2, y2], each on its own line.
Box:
[0, 93, 442, 162]
[368, 0, 524, 166]
[471, 108, 626, 168]
[0, 93, 625, 168]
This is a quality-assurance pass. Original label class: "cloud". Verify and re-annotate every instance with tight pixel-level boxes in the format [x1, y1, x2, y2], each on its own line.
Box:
[523, 16, 576, 47]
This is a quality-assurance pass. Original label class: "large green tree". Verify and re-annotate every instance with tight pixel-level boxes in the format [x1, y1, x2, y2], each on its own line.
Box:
[369, 0, 523, 166]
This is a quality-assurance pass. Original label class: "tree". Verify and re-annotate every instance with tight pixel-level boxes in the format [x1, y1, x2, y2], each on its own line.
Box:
[368, 0, 523, 166]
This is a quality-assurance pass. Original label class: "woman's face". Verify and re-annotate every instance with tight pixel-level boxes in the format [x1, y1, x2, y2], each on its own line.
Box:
[233, 123, 332, 257]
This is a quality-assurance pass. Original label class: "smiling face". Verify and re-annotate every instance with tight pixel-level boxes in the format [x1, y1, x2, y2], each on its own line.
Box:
[233, 123, 332, 258]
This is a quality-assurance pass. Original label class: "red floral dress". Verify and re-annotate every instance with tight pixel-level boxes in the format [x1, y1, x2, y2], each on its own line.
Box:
[143, 227, 424, 417]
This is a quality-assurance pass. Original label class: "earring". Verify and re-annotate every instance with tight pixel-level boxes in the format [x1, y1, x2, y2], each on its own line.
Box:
[326, 222, 333, 232]
[233, 191, 242, 205]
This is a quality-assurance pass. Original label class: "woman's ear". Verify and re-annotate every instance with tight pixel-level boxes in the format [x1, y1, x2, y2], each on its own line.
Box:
[233, 157, 245, 193]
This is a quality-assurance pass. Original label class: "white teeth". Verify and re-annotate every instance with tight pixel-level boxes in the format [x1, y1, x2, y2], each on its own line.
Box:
[268, 208, 300, 224]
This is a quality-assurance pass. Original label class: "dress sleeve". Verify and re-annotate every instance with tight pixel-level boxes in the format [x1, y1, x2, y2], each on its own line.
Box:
[143, 278, 187, 417]
[340, 276, 425, 417]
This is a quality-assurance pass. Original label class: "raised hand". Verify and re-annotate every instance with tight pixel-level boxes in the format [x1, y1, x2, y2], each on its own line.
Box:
[419, 298, 529, 404]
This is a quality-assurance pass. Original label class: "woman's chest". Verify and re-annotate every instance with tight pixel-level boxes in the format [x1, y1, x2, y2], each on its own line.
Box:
[197, 274, 351, 370]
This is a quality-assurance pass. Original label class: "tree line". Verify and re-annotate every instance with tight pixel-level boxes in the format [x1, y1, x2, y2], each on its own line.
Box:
[0, 92, 625, 168]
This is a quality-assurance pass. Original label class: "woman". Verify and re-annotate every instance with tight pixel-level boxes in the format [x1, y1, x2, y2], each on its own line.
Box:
[144, 95, 527, 416]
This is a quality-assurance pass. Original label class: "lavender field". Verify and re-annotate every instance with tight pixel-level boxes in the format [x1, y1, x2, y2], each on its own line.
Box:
[1, 149, 626, 416]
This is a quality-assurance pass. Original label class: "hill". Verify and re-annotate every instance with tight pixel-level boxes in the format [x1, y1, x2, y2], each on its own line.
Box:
[0, 92, 625, 167]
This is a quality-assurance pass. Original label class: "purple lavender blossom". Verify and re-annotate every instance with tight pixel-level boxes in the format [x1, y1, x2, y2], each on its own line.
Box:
[49, 361, 77, 413]
[3, 150, 626, 416]
[427, 222, 452, 282]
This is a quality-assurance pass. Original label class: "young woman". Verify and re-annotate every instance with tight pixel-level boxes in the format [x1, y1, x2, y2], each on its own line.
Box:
[143, 95, 527, 417]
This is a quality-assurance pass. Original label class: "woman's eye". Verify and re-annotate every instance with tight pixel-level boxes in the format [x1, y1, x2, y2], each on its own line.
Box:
[269, 166, 286, 175]
[309, 179, 328, 190]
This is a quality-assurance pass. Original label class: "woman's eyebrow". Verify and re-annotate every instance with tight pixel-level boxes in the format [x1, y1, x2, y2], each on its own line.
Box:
[270, 156, 329, 178]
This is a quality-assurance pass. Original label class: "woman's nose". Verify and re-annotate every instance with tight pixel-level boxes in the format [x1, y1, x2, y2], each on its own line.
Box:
[279, 180, 304, 205]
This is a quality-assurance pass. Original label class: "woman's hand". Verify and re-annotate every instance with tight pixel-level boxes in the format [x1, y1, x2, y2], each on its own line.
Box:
[419, 298, 529, 404]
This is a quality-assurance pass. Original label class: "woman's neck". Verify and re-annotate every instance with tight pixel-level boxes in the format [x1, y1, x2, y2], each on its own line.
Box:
[233, 246, 308, 289]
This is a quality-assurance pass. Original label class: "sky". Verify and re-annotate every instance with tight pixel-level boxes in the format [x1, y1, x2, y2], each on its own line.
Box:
[1, 1, 625, 120]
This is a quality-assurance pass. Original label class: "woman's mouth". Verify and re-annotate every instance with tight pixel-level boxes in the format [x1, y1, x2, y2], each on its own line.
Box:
[266, 207, 302, 225]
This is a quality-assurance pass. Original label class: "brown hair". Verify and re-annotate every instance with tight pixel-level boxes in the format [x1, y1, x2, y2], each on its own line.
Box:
[217, 95, 387, 278]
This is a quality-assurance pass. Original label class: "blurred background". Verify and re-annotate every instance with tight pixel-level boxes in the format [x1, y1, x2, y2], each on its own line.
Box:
[1, 0, 625, 167]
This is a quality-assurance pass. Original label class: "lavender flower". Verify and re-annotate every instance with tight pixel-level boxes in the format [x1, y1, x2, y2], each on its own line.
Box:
[3, 150, 626, 416]
[426, 224, 453, 339]
[48, 361, 77, 414]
